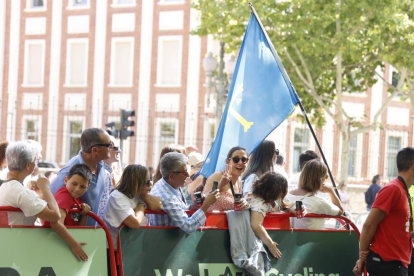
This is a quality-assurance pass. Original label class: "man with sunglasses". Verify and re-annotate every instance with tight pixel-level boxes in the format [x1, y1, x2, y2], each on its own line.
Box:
[50, 128, 113, 226]
[149, 152, 220, 233]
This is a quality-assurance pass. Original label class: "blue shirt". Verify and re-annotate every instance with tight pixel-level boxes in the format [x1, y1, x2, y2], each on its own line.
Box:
[50, 151, 112, 226]
[149, 178, 206, 234]
[365, 183, 382, 210]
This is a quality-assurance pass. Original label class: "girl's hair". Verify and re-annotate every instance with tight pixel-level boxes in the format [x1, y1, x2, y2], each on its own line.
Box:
[226, 146, 247, 159]
[153, 144, 186, 183]
[115, 164, 148, 199]
[242, 140, 275, 180]
[299, 160, 327, 194]
[251, 172, 288, 208]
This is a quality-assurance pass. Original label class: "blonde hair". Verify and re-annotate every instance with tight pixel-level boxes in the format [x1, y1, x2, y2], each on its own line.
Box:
[299, 160, 327, 194]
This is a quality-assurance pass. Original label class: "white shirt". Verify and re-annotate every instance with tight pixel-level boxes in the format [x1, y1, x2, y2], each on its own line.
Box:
[0, 179, 47, 225]
[274, 165, 288, 179]
[242, 174, 259, 196]
[285, 193, 340, 230]
[288, 173, 300, 192]
[103, 190, 139, 250]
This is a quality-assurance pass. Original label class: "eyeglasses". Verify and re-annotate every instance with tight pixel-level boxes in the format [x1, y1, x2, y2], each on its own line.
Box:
[33, 157, 40, 165]
[173, 170, 189, 177]
[228, 157, 249, 164]
[146, 180, 153, 187]
[275, 149, 279, 155]
[112, 146, 120, 151]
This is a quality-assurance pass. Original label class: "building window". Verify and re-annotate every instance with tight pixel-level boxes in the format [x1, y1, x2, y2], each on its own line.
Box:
[348, 136, 357, 177]
[292, 128, 309, 173]
[156, 36, 182, 86]
[387, 136, 401, 178]
[68, 121, 82, 159]
[23, 41, 45, 86]
[32, 0, 44, 7]
[160, 123, 176, 150]
[74, 0, 88, 5]
[110, 38, 134, 86]
[115, 0, 134, 4]
[65, 39, 88, 86]
[26, 120, 39, 141]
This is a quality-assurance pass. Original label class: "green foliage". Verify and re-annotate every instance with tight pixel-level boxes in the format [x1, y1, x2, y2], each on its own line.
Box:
[191, 0, 414, 127]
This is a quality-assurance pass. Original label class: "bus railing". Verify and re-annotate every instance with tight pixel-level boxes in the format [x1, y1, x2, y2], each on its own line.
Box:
[0, 206, 117, 276]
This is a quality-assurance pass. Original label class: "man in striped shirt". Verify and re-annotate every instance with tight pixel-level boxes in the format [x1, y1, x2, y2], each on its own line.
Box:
[149, 152, 219, 233]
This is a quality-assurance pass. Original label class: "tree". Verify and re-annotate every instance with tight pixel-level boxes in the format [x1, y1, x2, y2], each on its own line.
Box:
[192, 0, 412, 181]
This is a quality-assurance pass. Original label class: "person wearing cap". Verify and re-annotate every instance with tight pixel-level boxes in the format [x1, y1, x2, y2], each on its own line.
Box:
[182, 152, 205, 205]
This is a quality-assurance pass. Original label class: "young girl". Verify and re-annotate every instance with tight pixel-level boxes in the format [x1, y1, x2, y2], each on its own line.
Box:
[245, 172, 289, 259]
[103, 165, 162, 250]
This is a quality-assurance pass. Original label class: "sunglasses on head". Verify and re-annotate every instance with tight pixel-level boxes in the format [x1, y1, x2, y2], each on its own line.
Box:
[228, 157, 249, 164]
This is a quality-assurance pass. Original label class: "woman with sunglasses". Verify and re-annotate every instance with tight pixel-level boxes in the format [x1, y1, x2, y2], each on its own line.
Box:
[285, 159, 344, 230]
[203, 147, 250, 211]
[242, 140, 278, 196]
[103, 165, 162, 252]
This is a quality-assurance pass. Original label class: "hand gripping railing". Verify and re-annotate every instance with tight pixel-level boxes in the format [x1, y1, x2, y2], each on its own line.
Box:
[0, 206, 118, 276]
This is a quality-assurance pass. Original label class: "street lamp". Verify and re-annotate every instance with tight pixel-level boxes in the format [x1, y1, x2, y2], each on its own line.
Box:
[203, 41, 236, 133]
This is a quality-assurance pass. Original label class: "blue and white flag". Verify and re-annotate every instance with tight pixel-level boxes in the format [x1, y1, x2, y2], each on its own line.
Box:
[200, 12, 300, 178]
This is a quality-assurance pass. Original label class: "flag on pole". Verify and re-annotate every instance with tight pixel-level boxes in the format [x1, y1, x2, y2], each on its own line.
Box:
[200, 11, 300, 178]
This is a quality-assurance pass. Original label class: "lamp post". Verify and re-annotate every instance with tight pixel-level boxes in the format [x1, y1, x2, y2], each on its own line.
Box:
[202, 41, 236, 134]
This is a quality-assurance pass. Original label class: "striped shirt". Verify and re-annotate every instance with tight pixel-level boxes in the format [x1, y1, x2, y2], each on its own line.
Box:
[149, 178, 206, 233]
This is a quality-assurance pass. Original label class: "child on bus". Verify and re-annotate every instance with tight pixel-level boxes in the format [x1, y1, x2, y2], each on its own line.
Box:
[44, 164, 92, 262]
[245, 172, 305, 259]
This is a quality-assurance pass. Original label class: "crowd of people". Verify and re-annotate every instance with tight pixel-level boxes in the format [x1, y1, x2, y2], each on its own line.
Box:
[0, 126, 412, 276]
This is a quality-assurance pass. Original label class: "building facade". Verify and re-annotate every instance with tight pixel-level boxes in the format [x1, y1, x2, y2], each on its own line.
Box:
[0, 0, 412, 183]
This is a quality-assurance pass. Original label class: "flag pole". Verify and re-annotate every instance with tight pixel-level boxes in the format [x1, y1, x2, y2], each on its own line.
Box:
[248, 2, 341, 199]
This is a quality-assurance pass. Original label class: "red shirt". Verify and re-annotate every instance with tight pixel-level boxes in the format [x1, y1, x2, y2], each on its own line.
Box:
[44, 186, 83, 227]
[370, 178, 412, 267]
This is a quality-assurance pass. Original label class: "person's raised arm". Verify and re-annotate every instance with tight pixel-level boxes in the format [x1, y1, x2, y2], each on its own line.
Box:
[141, 194, 162, 211]
[250, 211, 281, 258]
[50, 209, 88, 262]
[321, 184, 344, 216]
[203, 172, 222, 194]
[353, 208, 385, 275]
[122, 204, 146, 229]
[36, 176, 60, 222]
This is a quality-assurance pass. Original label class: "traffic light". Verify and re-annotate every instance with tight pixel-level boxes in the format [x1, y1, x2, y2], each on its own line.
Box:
[120, 109, 135, 140]
[105, 122, 118, 138]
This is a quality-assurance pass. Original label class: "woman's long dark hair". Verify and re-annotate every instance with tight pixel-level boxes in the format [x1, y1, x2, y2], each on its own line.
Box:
[242, 140, 275, 180]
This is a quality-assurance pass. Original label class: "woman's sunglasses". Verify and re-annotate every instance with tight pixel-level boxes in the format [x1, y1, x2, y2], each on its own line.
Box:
[228, 157, 249, 164]
[146, 180, 153, 187]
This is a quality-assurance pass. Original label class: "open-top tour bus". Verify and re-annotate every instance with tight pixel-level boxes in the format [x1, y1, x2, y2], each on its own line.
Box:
[0, 207, 365, 276]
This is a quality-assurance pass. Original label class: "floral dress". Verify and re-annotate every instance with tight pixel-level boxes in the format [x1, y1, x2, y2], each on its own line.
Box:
[245, 193, 274, 217]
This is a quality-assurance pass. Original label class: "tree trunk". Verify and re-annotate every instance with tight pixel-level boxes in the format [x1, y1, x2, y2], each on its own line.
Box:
[339, 130, 350, 182]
